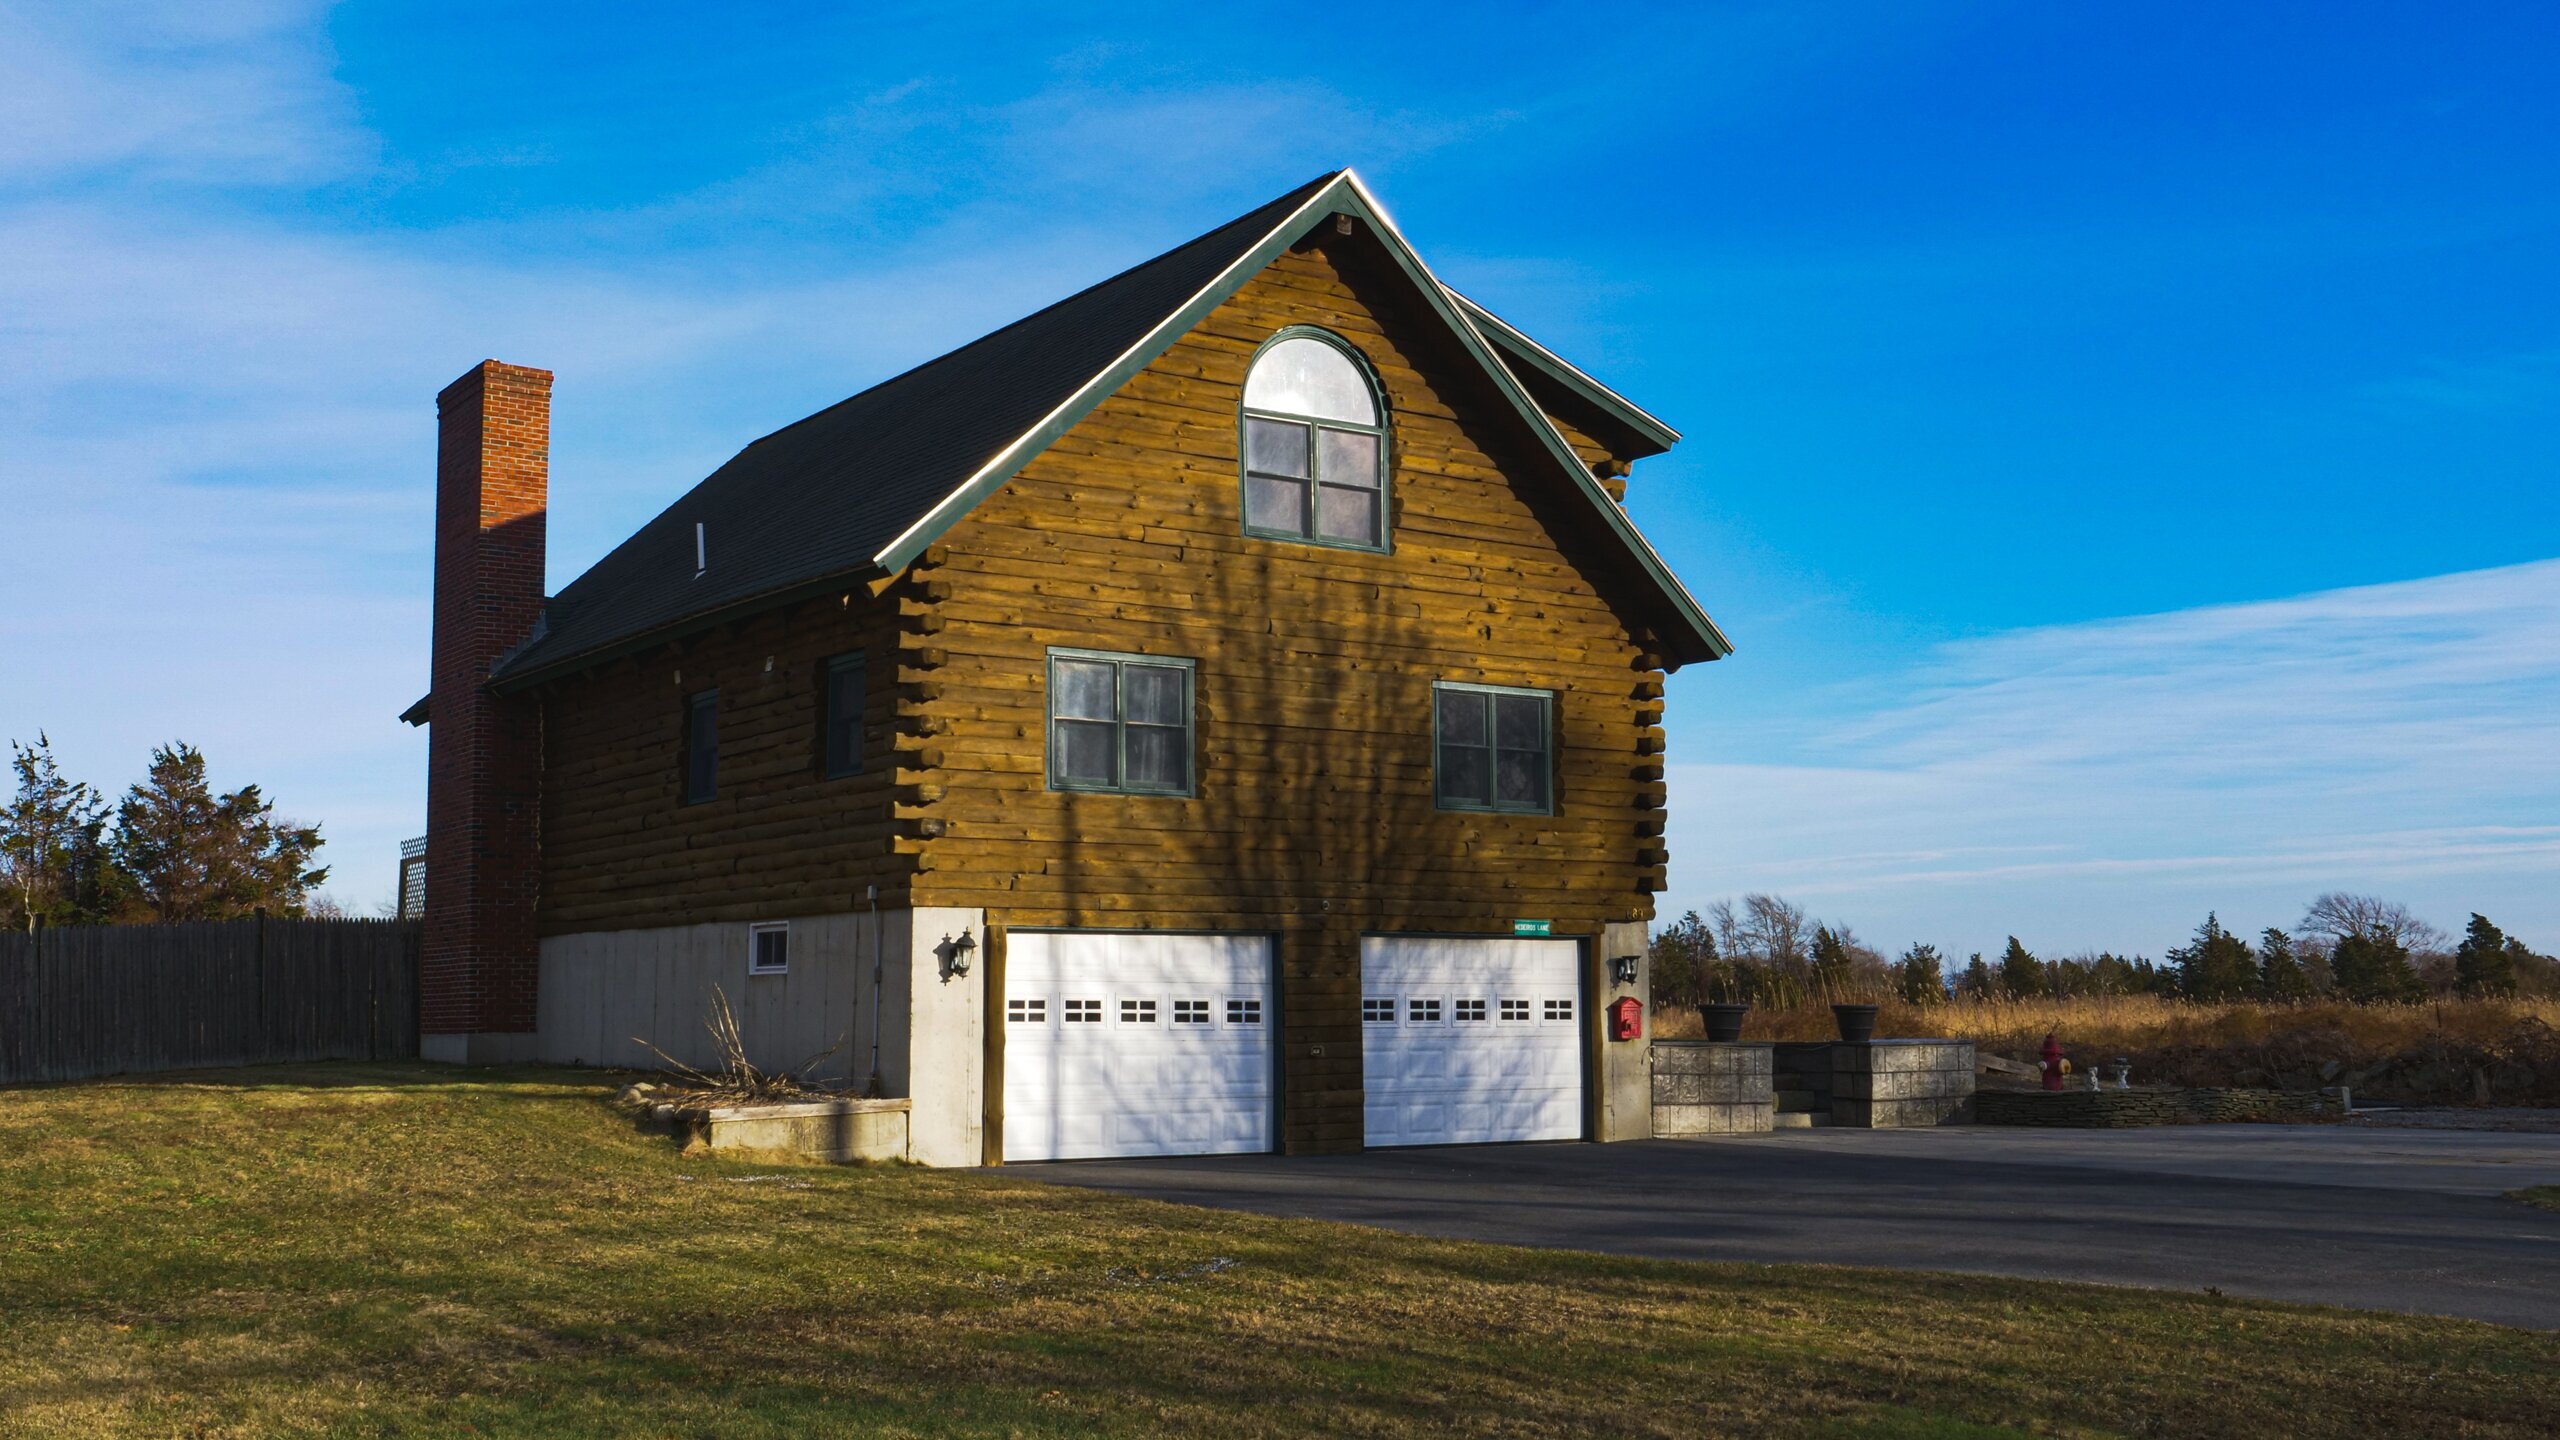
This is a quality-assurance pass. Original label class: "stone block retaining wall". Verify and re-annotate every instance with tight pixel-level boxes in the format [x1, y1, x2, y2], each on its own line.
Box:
[1833, 1039, 1976, 1128]
[1653, 1041, 1775, 1135]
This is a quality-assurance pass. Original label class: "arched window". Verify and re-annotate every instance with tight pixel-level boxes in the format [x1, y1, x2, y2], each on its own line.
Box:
[1240, 329, 1387, 550]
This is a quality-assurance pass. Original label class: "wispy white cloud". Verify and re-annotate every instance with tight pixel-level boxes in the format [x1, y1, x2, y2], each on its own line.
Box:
[1667, 559, 2560, 957]
[0, 1, 362, 186]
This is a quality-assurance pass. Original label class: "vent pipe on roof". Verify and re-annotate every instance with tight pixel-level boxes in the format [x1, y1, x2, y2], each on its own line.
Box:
[694, 521, 706, 578]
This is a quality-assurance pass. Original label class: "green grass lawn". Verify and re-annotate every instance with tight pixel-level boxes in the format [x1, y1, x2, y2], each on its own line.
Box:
[2, 1065, 2552, 1438]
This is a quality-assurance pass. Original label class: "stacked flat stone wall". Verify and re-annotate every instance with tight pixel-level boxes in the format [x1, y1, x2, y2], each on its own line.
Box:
[1975, 1087, 2341, 1128]
[1652, 1041, 1774, 1135]
[1832, 1039, 1976, 1127]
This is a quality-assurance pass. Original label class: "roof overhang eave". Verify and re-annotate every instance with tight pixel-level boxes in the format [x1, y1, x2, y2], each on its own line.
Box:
[487, 561, 891, 695]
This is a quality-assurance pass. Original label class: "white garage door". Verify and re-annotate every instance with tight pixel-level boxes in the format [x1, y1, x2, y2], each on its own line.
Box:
[1002, 931, 1275, 1162]
[1362, 936, 1583, 1147]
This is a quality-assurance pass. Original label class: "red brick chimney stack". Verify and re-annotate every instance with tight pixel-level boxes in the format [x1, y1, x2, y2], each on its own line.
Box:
[421, 360, 551, 1063]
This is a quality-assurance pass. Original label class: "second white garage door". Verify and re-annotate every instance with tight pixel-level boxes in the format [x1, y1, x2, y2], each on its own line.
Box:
[1001, 931, 1275, 1162]
[1361, 935, 1584, 1147]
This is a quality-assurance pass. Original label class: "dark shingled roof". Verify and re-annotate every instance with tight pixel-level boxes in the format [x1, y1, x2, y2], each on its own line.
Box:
[490, 172, 1343, 684]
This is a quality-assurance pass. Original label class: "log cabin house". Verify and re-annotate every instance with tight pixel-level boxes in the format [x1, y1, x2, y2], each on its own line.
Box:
[404, 170, 1729, 1164]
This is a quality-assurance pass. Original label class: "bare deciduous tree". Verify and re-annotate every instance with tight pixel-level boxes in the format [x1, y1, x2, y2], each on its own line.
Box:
[2299, 893, 2448, 955]
[1738, 893, 1810, 966]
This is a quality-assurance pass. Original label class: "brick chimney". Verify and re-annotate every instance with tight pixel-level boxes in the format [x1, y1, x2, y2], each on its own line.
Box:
[421, 360, 551, 1063]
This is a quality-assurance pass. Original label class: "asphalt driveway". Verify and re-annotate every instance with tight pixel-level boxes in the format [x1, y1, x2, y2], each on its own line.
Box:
[1025, 1123, 2560, 1329]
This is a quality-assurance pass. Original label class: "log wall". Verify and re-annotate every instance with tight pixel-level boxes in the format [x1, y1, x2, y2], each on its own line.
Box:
[909, 232, 1669, 1151]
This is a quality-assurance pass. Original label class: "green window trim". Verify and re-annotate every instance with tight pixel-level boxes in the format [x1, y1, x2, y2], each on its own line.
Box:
[1432, 681, 1555, 816]
[821, 651, 866, 779]
[1238, 325, 1393, 554]
[683, 689, 719, 806]
[1045, 648, 1198, 798]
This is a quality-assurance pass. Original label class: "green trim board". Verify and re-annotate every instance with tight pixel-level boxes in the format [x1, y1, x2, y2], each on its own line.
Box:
[1446, 290, 1682, 454]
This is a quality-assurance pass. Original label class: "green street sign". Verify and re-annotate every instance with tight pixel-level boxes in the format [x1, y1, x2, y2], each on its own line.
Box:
[1513, 919, 1552, 937]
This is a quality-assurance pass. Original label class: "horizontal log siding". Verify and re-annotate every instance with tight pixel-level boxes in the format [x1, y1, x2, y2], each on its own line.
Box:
[536, 595, 912, 934]
[912, 236, 1668, 1153]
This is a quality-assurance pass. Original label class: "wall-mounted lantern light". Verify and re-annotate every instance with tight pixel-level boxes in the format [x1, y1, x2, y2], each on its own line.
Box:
[941, 929, 977, 977]
[1608, 954, 1641, 988]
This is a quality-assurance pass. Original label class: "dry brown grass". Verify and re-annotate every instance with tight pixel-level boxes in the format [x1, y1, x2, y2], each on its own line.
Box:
[3, 1064, 2556, 1438]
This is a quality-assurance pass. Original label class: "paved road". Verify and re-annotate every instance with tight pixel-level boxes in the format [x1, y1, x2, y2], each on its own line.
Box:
[1025, 1125, 2560, 1329]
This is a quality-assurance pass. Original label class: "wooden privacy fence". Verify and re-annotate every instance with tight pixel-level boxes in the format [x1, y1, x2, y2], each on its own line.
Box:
[0, 918, 420, 1085]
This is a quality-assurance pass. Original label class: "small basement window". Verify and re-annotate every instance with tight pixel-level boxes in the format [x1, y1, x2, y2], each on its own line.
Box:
[1433, 682, 1553, 815]
[684, 690, 719, 805]
[1046, 649, 1196, 796]
[748, 921, 789, 975]
[822, 652, 866, 779]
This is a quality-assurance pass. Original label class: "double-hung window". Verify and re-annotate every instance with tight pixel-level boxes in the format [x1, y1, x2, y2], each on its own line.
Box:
[1046, 649, 1195, 796]
[821, 652, 865, 778]
[1241, 329, 1388, 550]
[684, 690, 719, 805]
[1434, 682, 1553, 814]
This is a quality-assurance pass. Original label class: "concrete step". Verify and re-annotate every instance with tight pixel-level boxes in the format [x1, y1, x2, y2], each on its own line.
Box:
[1771, 1111, 1831, 1129]
[1774, 1089, 1826, 1114]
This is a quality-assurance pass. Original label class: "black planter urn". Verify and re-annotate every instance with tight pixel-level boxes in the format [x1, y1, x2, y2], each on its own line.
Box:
[1831, 1004, 1880, 1044]
[1701, 1003, 1751, 1043]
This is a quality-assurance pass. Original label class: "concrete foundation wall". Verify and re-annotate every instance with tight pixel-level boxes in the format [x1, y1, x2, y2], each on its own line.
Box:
[536, 910, 902, 1088]
[891, 907, 986, 1166]
[1596, 921, 1652, 1142]
[1652, 1040, 1774, 1136]
[699, 1098, 911, 1162]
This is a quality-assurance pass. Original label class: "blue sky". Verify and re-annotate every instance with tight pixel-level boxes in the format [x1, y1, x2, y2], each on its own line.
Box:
[3, 2, 2554, 956]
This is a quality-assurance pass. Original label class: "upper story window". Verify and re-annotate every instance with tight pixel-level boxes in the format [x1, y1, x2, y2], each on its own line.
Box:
[821, 651, 865, 779]
[1047, 648, 1196, 797]
[684, 689, 719, 805]
[1241, 329, 1388, 551]
[1434, 682, 1553, 815]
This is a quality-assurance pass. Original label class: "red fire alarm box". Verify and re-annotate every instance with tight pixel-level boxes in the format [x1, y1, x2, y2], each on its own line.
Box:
[1608, 995, 1644, 1041]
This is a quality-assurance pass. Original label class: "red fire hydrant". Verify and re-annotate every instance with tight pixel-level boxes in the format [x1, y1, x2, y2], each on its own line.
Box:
[2040, 1031, 2066, 1092]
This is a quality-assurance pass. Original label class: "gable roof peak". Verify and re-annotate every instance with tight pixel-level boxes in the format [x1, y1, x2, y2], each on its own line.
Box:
[486, 169, 1724, 691]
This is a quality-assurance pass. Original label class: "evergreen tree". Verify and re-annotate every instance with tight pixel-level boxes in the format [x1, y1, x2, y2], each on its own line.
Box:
[1, 735, 120, 931]
[2331, 926, 2424, 1004]
[1648, 911, 1717, 1010]
[2452, 914, 2518, 998]
[2258, 928, 2313, 1002]
[2167, 914, 2258, 1001]
[2504, 936, 2560, 997]
[1997, 936, 2047, 1000]
[110, 743, 327, 922]
[1810, 925, 1856, 998]
[1959, 953, 1993, 999]
[1894, 943, 1947, 1005]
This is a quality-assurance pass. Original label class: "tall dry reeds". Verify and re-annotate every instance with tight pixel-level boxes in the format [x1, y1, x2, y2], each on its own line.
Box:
[1652, 994, 2560, 1104]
